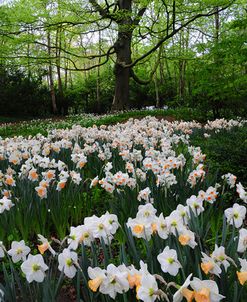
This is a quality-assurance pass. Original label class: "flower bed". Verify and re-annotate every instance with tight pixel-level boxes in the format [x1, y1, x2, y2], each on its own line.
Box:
[0, 117, 246, 301]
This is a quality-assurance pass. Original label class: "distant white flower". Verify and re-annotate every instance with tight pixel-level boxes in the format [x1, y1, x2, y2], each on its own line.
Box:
[237, 258, 247, 285]
[178, 227, 197, 249]
[205, 186, 218, 204]
[58, 248, 78, 278]
[236, 183, 247, 203]
[224, 203, 246, 228]
[201, 252, 221, 276]
[99, 264, 129, 299]
[21, 254, 48, 283]
[127, 217, 152, 240]
[101, 211, 119, 235]
[90, 176, 99, 188]
[222, 173, 237, 188]
[166, 210, 184, 235]
[0, 196, 14, 213]
[138, 187, 151, 202]
[8, 240, 30, 263]
[68, 225, 85, 250]
[137, 203, 157, 223]
[211, 245, 230, 271]
[156, 213, 169, 240]
[88, 266, 106, 292]
[37, 234, 56, 256]
[157, 247, 181, 276]
[0, 242, 5, 258]
[237, 228, 247, 253]
[186, 195, 204, 216]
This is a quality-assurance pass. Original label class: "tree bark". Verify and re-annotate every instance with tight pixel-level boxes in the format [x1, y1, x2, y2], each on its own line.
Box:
[111, 31, 132, 111]
[111, 0, 132, 112]
[154, 71, 160, 108]
[47, 31, 57, 115]
[96, 29, 101, 112]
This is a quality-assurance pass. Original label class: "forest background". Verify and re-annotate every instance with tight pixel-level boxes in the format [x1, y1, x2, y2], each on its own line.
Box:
[0, 0, 246, 118]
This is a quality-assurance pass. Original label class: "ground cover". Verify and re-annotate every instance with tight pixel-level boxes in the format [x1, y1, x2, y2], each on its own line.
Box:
[0, 116, 246, 301]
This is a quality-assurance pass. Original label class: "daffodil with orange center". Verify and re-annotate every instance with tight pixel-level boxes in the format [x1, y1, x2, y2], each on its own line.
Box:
[194, 288, 210, 302]
[38, 242, 49, 255]
[88, 277, 104, 292]
[133, 224, 144, 235]
[237, 271, 247, 285]
[179, 234, 190, 246]
[181, 288, 195, 302]
[201, 262, 215, 275]
[128, 273, 142, 288]
[236, 259, 247, 286]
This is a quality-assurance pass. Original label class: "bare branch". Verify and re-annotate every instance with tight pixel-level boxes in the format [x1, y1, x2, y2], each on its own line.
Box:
[124, 3, 235, 68]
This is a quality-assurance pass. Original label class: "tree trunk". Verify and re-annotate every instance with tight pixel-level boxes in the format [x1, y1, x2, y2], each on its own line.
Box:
[154, 71, 160, 108]
[47, 31, 57, 115]
[111, 32, 132, 112]
[111, 0, 132, 112]
[96, 29, 101, 113]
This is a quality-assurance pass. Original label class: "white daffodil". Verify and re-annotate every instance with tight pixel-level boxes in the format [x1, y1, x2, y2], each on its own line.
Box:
[176, 204, 190, 225]
[237, 258, 247, 285]
[0, 242, 5, 258]
[37, 234, 56, 256]
[205, 186, 218, 204]
[178, 227, 197, 249]
[137, 203, 157, 222]
[166, 210, 184, 235]
[58, 248, 78, 278]
[85, 215, 110, 243]
[78, 225, 93, 247]
[186, 195, 204, 216]
[201, 252, 221, 277]
[101, 211, 119, 235]
[99, 264, 129, 299]
[127, 217, 153, 240]
[156, 213, 169, 240]
[68, 225, 85, 250]
[222, 173, 237, 188]
[157, 246, 182, 276]
[137, 274, 159, 302]
[190, 277, 225, 302]
[236, 182, 247, 203]
[211, 245, 230, 271]
[173, 273, 193, 302]
[237, 228, 247, 253]
[137, 187, 151, 202]
[8, 240, 30, 263]
[0, 196, 14, 213]
[21, 254, 48, 283]
[88, 266, 107, 292]
[224, 203, 246, 228]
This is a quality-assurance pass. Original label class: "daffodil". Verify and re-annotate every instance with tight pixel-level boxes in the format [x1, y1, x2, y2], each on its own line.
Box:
[237, 258, 247, 285]
[237, 228, 247, 253]
[21, 254, 48, 283]
[8, 240, 30, 263]
[157, 246, 182, 276]
[224, 203, 246, 228]
[190, 278, 225, 302]
[58, 248, 78, 278]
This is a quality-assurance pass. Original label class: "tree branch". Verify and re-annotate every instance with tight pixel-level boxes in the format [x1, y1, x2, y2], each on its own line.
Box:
[123, 2, 235, 68]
